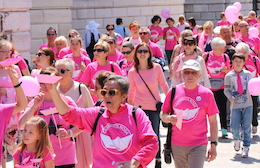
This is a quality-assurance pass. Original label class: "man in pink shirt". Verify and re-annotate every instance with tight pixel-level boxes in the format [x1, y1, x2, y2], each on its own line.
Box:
[139, 27, 166, 70]
[39, 27, 57, 55]
[161, 59, 218, 168]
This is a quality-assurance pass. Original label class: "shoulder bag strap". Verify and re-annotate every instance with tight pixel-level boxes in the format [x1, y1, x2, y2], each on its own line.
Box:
[137, 71, 156, 101]
[166, 87, 176, 148]
[78, 82, 82, 95]
[91, 107, 105, 136]
[111, 63, 115, 72]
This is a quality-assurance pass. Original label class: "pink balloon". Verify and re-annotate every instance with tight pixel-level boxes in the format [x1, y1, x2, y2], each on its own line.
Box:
[161, 9, 171, 19]
[248, 78, 260, 96]
[249, 27, 259, 37]
[19, 76, 40, 97]
[233, 2, 242, 11]
[225, 6, 239, 24]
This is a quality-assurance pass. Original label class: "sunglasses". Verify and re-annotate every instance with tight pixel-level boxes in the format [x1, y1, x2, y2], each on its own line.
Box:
[36, 52, 46, 57]
[107, 28, 114, 31]
[183, 41, 195, 46]
[69, 34, 78, 38]
[183, 70, 198, 75]
[122, 50, 132, 55]
[137, 49, 149, 54]
[239, 25, 249, 28]
[47, 33, 56, 36]
[58, 69, 70, 74]
[139, 32, 148, 35]
[0, 50, 12, 54]
[107, 41, 115, 44]
[93, 48, 105, 52]
[100, 89, 120, 97]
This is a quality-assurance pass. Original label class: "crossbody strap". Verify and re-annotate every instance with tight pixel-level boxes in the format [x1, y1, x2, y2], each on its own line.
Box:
[137, 71, 157, 101]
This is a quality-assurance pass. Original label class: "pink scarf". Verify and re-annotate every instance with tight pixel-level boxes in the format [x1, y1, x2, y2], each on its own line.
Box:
[198, 32, 210, 53]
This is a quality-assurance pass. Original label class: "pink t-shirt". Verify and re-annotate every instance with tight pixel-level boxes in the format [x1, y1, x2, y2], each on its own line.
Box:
[63, 53, 91, 81]
[128, 63, 169, 111]
[148, 25, 163, 43]
[0, 104, 14, 164]
[240, 55, 260, 77]
[107, 50, 124, 64]
[162, 84, 219, 146]
[120, 59, 135, 77]
[26, 97, 77, 166]
[217, 20, 231, 27]
[59, 47, 88, 59]
[254, 23, 260, 28]
[62, 103, 158, 168]
[123, 37, 142, 47]
[247, 18, 257, 26]
[13, 148, 54, 168]
[147, 41, 164, 58]
[163, 26, 180, 50]
[238, 34, 260, 56]
[116, 33, 124, 45]
[204, 51, 230, 90]
[39, 43, 57, 55]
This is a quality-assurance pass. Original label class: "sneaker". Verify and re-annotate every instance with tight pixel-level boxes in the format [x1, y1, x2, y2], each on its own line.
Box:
[252, 126, 257, 134]
[155, 160, 161, 168]
[221, 128, 228, 138]
[242, 146, 249, 158]
[234, 140, 241, 151]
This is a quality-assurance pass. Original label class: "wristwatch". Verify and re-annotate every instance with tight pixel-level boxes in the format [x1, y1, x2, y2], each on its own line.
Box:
[210, 141, 218, 146]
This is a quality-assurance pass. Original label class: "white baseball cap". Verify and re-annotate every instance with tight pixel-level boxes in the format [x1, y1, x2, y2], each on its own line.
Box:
[181, 59, 200, 71]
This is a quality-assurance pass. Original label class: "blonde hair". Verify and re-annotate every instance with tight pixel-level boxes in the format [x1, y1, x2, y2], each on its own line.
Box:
[67, 29, 80, 37]
[203, 21, 214, 30]
[18, 116, 54, 158]
[94, 40, 110, 53]
[70, 36, 83, 45]
[128, 21, 140, 29]
[0, 40, 12, 50]
[54, 36, 68, 47]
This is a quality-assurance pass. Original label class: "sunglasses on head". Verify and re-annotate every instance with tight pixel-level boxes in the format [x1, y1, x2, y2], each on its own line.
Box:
[36, 52, 46, 57]
[107, 28, 114, 31]
[183, 70, 198, 75]
[58, 69, 70, 74]
[122, 50, 132, 55]
[107, 41, 114, 44]
[139, 32, 148, 35]
[184, 41, 195, 46]
[100, 89, 120, 96]
[137, 49, 149, 54]
[47, 33, 55, 36]
[93, 48, 105, 52]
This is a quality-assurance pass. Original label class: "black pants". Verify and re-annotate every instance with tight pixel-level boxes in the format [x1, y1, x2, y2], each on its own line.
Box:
[213, 89, 227, 129]
[252, 95, 259, 126]
[55, 164, 75, 168]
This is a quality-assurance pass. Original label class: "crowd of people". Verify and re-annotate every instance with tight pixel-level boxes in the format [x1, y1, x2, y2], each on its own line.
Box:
[0, 10, 260, 168]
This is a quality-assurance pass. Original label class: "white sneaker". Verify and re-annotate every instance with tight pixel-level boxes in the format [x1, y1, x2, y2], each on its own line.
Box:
[242, 146, 249, 158]
[252, 126, 257, 134]
[234, 140, 241, 151]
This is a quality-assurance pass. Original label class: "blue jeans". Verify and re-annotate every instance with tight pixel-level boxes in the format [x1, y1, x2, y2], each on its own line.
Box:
[230, 106, 253, 147]
[143, 110, 161, 159]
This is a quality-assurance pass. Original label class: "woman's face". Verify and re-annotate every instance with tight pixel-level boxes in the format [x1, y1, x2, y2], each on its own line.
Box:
[102, 80, 127, 113]
[214, 45, 226, 54]
[136, 46, 150, 61]
[167, 20, 174, 27]
[55, 41, 67, 52]
[0, 45, 11, 61]
[35, 50, 50, 68]
[122, 47, 134, 60]
[94, 46, 108, 61]
[70, 39, 82, 52]
[106, 26, 115, 34]
[94, 81, 103, 99]
[130, 26, 140, 34]
[183, 41, 196, 53]
[105, 39, 116, 50]
[205, 26, 213, 35]
[56, 64, 72, 83]
[68, 32, 79, 41]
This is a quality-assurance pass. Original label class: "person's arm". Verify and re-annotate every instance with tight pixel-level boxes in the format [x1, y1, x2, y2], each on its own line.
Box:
[21, 69, 30, 76]
[207, 114, 218, 162]
[6, 66, 28, 115]
[44, 159, 55, 168]
[127, 69, 136, 105]
[160, 112, 177, 124]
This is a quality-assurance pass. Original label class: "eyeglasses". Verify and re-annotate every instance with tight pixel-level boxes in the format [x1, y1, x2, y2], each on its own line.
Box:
[58, 69, 70, 74]
[122, 50, 132, 55]
[93, 48, 105, 52]
[100, 89, 120, 96]
[107, 41, 115, 44]
[183, 70, 198, 75]
[183, 41, 195, 46]
[0, 50, 12, 54]
[139, 32, 148, 35]
[137, 49, 149, 54]
[47, 33, 56, 36]
[36, 52, 46, 57]
[107, 28, 114, 31]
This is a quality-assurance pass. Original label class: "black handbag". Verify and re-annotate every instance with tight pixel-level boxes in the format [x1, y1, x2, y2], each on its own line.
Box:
[163, 87, 176, 164]
[137, 71, 163, 112]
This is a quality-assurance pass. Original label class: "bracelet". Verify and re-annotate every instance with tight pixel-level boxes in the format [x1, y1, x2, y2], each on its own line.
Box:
[68, 129, 73, 138]
[14, 82, 22, 88]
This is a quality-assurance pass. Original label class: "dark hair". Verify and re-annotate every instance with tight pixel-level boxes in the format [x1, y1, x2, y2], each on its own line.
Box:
[134, 43, 153, 72]
[220, 12, 225, 19]
[106, 24, 115, 29]
[96, 71, 116, 89]
[183, 37, 197, 45]
[104, 75, 129, 95]
[40, 66, 59, 76]
[166, 18, 174, 23]
[122, 41, 134, 50]
[116, 18, 123, 25]
[46, 27, 57, 35]
[39, 47, 55, 66]
[188, 17, 196, 27]
[184, 26, 192, 30]
[232, 53, 246, 61]
[151, 15, 161, 24]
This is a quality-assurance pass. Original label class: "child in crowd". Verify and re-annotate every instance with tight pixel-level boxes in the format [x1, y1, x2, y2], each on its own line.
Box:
[13, 116, 55, 168]
[224, 53, 253, 158]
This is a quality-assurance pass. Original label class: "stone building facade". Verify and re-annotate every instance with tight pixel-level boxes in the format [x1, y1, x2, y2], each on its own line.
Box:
[0, 0, 256, 64]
